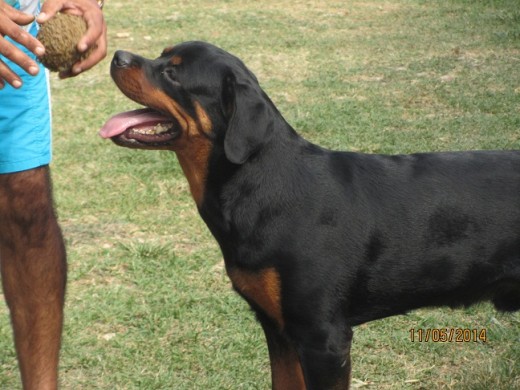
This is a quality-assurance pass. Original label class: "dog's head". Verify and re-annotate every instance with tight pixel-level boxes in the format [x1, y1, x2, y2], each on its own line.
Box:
[100, 41, 276, 165]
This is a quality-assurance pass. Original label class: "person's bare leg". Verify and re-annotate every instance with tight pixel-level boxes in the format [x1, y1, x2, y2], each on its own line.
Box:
[0, 166, 66, 390]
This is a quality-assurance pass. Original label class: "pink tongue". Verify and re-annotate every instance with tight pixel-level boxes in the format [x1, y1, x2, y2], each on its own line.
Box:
[99, 109, 172, 139]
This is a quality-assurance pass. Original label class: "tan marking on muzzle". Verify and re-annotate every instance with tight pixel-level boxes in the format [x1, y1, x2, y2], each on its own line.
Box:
[112, 66, 214, 207]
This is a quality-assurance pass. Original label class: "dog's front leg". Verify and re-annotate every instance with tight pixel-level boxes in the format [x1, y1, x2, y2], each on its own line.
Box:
[297, 326, 353, 390]
[260, 318, 307, 390]
[261, 312, 353, 390]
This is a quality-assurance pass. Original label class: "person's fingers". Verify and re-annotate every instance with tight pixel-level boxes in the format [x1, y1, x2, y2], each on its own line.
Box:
[0, 59, 24, 88]
[0, 36, 40, 77]
[0, 9, 45, 58]
[75, 24, 106, 73]
[5, 6, 35, 27]
[0, 4, 42, 84]
[36, 0, 65, 23]
[60, 24, 106, 78]
[4, 28, 45, 58]
[76, 6, 104, 51]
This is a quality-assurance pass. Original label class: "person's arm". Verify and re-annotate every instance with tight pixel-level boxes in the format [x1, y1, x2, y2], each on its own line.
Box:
[37, 0, 107, 78]
[0, 0, 45, 89]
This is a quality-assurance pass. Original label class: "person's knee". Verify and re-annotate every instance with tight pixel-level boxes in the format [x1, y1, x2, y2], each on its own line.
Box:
[0, 166, 58, 247]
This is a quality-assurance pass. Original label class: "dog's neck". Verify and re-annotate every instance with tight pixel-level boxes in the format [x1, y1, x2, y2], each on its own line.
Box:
[198, 121, 313, 249]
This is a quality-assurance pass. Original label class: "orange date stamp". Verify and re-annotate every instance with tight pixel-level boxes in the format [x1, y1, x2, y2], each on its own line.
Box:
[409, 328, 487, 343]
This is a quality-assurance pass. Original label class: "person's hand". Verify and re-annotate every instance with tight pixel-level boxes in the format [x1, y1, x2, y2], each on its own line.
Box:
[0, 0, 45, 89]
[37, 0, 107, 78]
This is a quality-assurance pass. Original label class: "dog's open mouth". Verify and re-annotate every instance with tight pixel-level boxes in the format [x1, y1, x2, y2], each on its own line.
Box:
[99, 108, 181, 147]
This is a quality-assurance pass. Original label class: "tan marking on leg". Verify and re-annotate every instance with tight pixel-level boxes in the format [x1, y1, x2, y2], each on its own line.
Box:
[271, 348, 306, 390]
[228, 267, 284, 329]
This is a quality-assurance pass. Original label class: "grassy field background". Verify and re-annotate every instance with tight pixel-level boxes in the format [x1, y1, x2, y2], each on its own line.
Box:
[1, 0, 520, 388]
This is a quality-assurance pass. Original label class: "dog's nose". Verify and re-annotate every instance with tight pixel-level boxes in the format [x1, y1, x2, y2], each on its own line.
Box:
[112, 50, 135, 68]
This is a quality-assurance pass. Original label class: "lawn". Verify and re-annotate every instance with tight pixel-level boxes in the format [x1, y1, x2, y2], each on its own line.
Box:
[1, 0, 519, 388]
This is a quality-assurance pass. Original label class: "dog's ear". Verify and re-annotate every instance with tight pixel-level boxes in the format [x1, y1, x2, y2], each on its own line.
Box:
[222, 73, 273, 164]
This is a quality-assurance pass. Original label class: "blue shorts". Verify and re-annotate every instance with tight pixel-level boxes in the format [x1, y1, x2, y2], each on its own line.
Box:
[0, 22, 52, 174]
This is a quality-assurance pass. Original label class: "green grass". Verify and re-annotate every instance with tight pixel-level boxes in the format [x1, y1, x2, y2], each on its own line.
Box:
[1, 0, 519, 388]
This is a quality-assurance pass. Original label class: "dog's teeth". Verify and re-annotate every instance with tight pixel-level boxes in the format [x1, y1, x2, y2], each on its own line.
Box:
[153, 123, 170, 134]
[130, 123, 171, 135]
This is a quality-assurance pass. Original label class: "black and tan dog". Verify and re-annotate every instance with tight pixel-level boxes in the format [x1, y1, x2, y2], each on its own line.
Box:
[100, 41, 520, 389]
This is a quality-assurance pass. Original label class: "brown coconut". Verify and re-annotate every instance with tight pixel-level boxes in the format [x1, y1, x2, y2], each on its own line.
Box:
[37, 13, 95, 72]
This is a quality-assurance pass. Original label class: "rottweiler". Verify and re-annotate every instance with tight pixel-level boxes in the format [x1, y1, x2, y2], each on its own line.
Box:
[100, 41, 520, 390]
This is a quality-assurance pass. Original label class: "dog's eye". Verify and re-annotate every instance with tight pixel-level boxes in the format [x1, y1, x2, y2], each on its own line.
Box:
[163, 67, 178, 83]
